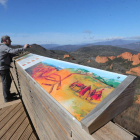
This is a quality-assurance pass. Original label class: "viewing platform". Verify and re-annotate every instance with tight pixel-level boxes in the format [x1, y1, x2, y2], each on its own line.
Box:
[0, 52, 140, 140]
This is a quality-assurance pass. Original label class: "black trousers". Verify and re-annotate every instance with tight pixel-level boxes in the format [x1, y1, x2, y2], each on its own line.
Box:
[0, 69, 12, 99]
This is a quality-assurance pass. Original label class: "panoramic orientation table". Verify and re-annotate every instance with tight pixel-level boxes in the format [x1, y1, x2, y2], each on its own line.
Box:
[10, 53, 137, 140]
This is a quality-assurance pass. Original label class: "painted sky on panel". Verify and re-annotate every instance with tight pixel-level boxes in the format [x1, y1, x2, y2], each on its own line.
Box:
[0, 0, 140, 45]
[42, 58, 127, 82]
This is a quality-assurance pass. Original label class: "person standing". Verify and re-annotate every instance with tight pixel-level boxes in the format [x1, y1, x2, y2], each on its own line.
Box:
[0, 35, 31, 102]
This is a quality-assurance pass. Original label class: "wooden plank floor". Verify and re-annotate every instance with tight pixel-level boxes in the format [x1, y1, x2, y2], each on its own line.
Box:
[0, 76, 39, 140]
[0, 102, 38, 140]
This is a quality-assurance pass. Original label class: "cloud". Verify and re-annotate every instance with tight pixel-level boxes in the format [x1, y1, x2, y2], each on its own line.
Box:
[83, 30, 92, 34]
[102, 37, 125, 41]
[127, 36, 140, 40]
[89, 37, 94, 39]
[0, 0, 8, 8]
[93, 36, 140, 43]
[102, 36, 140, 41]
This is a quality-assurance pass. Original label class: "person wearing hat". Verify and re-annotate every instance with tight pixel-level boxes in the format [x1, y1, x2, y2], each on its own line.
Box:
[0, 35, 31, 102]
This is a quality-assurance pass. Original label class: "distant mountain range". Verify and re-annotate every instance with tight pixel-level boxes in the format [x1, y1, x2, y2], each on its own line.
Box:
[42, 39, 140, 52]
[90, 39, 139, 46]
[40, 44, 59, 49]
[117, 42, 140, 52]
[49, 44, 88, 52]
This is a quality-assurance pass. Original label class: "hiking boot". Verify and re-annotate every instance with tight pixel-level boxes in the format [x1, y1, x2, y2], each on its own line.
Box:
[9, 92, 18, 97]
[4, 96, 19, 103]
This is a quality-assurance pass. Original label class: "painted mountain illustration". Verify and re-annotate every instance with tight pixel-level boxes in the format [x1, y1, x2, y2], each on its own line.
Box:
[25, 59, 126, 121]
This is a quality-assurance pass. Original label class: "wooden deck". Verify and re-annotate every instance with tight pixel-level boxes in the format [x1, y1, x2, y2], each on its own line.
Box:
[0, 102, 38, 140]
[0, 78, 39, 140]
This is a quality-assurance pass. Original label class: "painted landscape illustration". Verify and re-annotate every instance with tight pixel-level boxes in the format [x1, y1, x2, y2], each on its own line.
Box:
[25, 58, 127, 121]
[16, 54, 34, 62]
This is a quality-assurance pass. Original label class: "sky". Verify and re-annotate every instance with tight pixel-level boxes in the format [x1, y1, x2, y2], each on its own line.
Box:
[0, 0, 140, 45]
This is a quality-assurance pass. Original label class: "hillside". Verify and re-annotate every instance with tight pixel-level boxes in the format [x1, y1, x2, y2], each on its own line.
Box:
[10, 44, 139, 73]
[48, 39, 140, 52]
[50, 44, 87, 52]
[66, 45, 138, 67]
[10, 44, 68, 59]
[117, 42, 140, 52]
[71, 45, 138, 57]
[40, 44, 59, 49]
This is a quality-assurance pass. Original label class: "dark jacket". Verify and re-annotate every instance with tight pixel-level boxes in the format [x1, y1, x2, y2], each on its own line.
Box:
[0, 43, 26, 70]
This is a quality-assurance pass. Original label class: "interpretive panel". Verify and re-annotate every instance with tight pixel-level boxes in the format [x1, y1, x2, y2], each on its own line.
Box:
[16, 53, 127, 121]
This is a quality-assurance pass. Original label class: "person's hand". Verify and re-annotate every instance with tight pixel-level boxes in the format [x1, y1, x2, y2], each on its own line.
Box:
[24, 44, 32, 48]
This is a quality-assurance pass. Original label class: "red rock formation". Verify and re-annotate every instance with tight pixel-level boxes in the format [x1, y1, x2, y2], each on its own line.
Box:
[79, 86, 91, 96]
[132, 54, 140, 65]
[63, 54, 70, 58]
[126, 66, 140, 76]
[86, 89, 96, 99]
[95, 52, 140, 76]
[117, 52, 133, 61]
[91, 89, 104, 101]
[110, 64, 113, 70]
[138, 53, 140, 57]
[95, 55, 108, 63]
[108, 56, 116, 60]
[87, 60, 91, 63]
